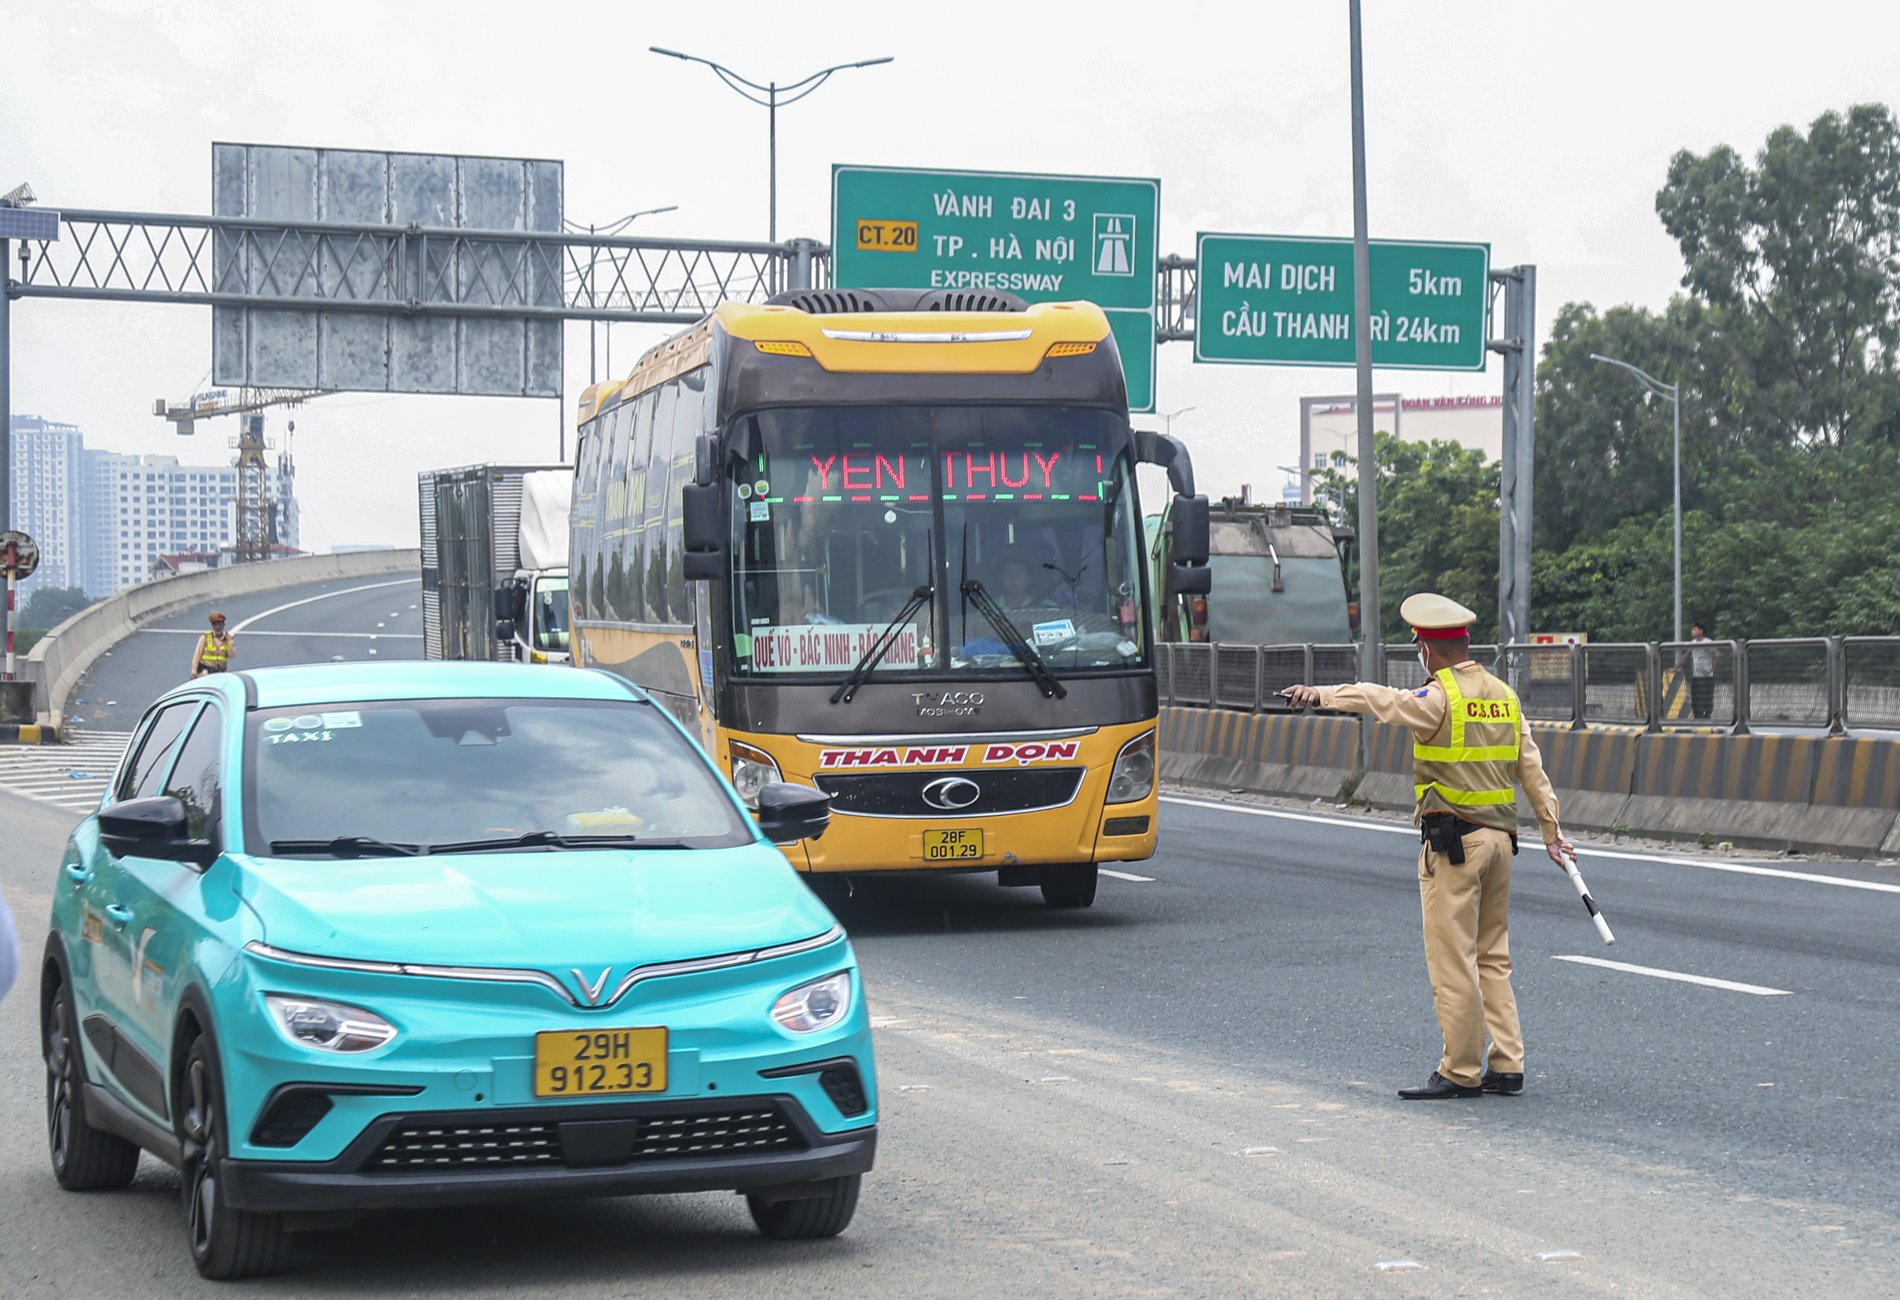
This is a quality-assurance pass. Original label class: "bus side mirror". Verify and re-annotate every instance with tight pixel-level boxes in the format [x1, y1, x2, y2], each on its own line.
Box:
[1171, 494, 1210, 565]
[682, 482, 724, 582]
[1172, 563, 1211, 596]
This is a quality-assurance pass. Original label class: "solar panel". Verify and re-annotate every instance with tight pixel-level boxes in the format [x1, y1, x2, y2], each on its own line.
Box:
[0, 208, 59, 241]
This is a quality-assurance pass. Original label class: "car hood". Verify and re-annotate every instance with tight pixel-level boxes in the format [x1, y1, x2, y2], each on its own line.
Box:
[231, 845, 839, 970]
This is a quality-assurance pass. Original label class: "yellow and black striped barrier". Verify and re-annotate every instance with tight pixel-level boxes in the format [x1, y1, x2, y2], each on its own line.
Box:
[1158, 707, 1900, 857]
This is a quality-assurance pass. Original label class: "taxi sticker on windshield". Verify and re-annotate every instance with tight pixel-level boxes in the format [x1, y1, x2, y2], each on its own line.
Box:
[749, 500, 770, 522]
[320, 711, 363, 729]
[1031, 618, 1076, 646]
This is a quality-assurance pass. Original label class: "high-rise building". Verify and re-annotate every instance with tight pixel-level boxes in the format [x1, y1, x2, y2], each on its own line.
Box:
[8, 414, 301, 597]
[7, 415, 88, 594]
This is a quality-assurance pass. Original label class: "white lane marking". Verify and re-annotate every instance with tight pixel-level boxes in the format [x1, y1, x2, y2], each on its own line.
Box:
[140, 628, 422, 639]
[231, 578, 414, 633]
[1159, 795, 1900, 896]
[1553, 955, 1792, 996]
[1101, 869, 1155, 883]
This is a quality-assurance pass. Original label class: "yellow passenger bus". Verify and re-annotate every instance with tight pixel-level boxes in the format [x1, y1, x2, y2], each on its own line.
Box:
[569, 287, 1209, 907]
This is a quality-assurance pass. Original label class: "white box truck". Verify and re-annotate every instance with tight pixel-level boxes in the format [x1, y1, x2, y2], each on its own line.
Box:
[419, 463, 572, 663]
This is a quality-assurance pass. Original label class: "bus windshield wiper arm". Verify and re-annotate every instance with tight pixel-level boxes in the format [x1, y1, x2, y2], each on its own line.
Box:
[831, 583, 935, 704]
[269, 836, 423, 858]
[961, 579, 1068, 699]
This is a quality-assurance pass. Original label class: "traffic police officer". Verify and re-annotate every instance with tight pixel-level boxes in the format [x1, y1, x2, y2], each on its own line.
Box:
[191, 611, 235, 678]
[1284, 593, 1574, 1100]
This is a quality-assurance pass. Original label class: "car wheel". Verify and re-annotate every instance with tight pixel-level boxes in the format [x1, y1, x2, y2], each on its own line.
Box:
[1039, 863, 1098, 909]
[176, 1032, 289, 1280]
[747, 1173, 862, 1239]
[43, 973, 141, 1191]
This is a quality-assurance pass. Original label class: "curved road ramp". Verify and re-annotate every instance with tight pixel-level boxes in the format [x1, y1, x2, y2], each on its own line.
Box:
[13, 550, 420, 736]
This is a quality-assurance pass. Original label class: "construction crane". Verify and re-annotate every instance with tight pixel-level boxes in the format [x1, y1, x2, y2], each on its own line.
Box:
[154, 386, 325, 563]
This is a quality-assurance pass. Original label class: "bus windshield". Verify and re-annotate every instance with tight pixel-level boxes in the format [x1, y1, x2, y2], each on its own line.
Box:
[726, 406, 1146, 680]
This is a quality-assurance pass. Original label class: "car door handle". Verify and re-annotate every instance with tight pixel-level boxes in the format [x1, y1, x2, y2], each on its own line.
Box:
[104, 904, 134, 929]
[64, 863, 92, 886]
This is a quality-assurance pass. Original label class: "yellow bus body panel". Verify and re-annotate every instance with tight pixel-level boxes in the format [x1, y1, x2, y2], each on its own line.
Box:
[713, 300, 1113, 375]
[718, 719, 1158, 875]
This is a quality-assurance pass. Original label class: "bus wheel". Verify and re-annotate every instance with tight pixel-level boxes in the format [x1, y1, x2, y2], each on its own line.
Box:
[1040, 864, 1098, 909]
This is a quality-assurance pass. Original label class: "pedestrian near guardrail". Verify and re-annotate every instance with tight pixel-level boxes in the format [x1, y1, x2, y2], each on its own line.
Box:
[190, 611, 235, 678]
[1682, 623, 1720, 720]
[1282, 592, 1576, 1102]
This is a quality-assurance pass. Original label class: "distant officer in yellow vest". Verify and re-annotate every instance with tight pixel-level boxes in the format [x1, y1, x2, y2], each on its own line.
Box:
[191, 611, 235, 677]
[1284, 592, 1574, 1100]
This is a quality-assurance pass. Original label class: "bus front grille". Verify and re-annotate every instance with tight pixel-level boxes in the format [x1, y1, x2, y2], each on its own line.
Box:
[815, 768, 1085, 817]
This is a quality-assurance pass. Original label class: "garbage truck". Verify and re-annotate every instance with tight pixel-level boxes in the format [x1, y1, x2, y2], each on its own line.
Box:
[419, 463, 571, 663]
[1151, 498, 1352, 645]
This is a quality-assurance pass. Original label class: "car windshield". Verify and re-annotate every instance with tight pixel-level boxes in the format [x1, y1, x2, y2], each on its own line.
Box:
[725, 405, 1146, 679]
[245, 697, 750, 855]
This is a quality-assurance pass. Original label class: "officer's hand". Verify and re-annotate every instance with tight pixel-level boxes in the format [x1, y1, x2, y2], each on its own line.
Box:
[1279, 684, 1324, 709]
[1546, 836, 1577, 869]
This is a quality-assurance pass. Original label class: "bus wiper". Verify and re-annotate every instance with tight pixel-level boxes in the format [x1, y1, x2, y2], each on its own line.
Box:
[960, 579, 1068, 700]
[831, 583, 935, 704]
[424, 831, 643, 854]
[270, 836, 423, 858]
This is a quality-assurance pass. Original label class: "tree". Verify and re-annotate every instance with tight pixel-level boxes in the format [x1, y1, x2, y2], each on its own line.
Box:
[19, 585, 93, 631]
[1656, 103, 1900, 450]
[1316, 433, 1500, 642]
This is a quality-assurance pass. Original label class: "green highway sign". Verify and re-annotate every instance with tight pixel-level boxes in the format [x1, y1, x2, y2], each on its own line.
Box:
[1194, 234, 1490, 370]
[832, 165, 1160, 410]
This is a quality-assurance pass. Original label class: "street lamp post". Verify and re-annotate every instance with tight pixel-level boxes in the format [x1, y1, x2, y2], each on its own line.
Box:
[649, 47, 893, 244]
[570, 206, 681, 387]
[1160, 405, 1195, 438]
[1591, 353, 1683, 643]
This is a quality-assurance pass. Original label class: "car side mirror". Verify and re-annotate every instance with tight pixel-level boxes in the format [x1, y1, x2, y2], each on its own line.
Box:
[98, 796, 212, 865]
[493, 584, 519, 622]
[754, 782, 831, 844]
[1172, 563, 1211, 596]
[494, 618, 517, 643]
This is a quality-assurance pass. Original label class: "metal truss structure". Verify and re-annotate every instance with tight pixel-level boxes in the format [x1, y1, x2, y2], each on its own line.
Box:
[9, 209, 1214, 333]
[11, 209, 826, 324]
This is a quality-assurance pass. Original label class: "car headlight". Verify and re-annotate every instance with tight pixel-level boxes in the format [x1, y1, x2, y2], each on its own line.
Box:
[730, 741, 783, 809]
[265, 995, 398, 1053]
[1107, 729, 1156, 803]
[771, 971, 853, 1034]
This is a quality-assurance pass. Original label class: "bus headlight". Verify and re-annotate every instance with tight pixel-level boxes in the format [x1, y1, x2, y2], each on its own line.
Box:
[730, 741, 783, 808]
[1107, 730, 1156, 804]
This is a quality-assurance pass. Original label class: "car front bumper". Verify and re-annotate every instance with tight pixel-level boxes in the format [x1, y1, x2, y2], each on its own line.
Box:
[221, 1092, 875, 1213]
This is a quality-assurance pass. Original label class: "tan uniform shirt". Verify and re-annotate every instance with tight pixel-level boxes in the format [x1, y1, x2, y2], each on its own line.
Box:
[1316, 661, 1563, 845]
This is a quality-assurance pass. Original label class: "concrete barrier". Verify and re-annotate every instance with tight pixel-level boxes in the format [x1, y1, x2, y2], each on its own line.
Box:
[25, 550, 421, 732]
[1159, 707, 1900, 858]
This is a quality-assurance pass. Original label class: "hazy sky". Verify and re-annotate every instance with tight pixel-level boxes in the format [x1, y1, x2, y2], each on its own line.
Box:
[8, 0, 1899, 550]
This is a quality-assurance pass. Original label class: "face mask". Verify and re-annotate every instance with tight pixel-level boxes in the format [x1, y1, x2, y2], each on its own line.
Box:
[1417, 646, 1428, 673]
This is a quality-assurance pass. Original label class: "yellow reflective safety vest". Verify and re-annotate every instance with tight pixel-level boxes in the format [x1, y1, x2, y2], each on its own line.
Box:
[197, 632, 233, 672]
[1413, 664, 1521, 832]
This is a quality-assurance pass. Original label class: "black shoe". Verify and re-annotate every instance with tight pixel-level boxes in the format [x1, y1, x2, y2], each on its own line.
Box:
[1481, 1070, 1524, 1095]
[1398, 1071, 1484, 1100]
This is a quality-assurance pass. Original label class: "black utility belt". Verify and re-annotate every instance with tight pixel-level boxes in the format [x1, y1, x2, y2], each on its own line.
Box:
[1420, 812, 1517, 864]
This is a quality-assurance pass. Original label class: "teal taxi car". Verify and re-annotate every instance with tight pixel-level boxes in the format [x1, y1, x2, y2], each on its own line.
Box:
[40, 662, 874, 1279]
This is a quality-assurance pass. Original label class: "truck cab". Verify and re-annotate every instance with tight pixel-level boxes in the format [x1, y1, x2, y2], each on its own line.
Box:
[494, 567, 570, 664]
[1152, 499, 1353, 644]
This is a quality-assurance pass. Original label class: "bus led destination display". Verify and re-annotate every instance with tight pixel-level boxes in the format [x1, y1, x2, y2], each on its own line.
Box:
[1195, 233, 1490, 371]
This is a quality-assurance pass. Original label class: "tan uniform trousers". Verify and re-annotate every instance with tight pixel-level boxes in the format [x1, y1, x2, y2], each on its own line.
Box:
[1417, 825, 1523, 1088]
